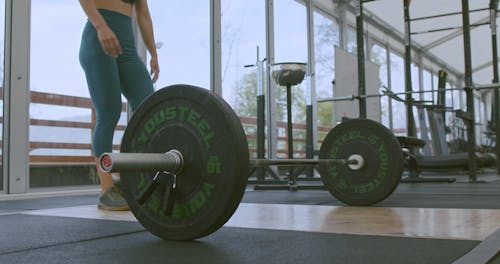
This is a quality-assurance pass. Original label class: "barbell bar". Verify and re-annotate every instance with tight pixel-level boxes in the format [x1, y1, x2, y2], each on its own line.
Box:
[317, 82, 500, 103]
[100, 154, 359, 174]
[102, 84, 404, 241]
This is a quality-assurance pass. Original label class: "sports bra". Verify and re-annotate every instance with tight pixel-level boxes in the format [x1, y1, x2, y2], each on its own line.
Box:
[122, 0, 135, 4]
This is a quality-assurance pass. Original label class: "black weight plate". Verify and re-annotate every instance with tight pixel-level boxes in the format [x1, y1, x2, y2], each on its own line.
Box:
[120, 84, 249, 241]
[318, 119, 403, 206]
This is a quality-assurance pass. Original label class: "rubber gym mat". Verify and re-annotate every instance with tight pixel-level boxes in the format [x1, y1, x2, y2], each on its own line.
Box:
[0, 215, 479, 264]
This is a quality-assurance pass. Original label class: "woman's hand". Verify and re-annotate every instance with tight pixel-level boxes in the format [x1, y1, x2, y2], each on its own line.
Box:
[150, 55, 160, 83]
[96, 25, 122, 58]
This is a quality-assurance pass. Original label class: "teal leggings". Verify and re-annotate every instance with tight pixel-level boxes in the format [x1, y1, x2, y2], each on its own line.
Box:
[79, 9, 154, 157]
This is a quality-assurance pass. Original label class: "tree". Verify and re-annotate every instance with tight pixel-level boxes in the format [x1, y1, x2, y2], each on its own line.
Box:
[234, 70, 307, 124]
[234, 72, 258, 118]
[317, 99, 333, 127]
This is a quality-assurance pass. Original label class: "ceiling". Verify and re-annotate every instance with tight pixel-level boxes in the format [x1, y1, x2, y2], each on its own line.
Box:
[362, 0, 499, 86]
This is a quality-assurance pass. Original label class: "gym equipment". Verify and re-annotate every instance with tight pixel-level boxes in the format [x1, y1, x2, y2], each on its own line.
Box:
[99, 84, 404, 241]
[318, 118, 403, 205]
[270, 62, 307, 187]
[102, 84, 249, 241]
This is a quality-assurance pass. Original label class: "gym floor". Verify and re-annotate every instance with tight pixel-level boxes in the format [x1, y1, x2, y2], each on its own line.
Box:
[0, 171, 499, 264]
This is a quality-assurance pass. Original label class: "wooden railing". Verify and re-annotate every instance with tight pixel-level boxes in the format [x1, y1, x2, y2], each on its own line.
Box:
[0, 91, 335, 163]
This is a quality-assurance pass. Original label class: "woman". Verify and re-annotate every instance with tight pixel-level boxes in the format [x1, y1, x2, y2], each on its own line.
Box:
[79, 0, 159, 210]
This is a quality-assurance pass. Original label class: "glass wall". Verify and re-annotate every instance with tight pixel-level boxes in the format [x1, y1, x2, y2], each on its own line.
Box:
[221, 0, 266, 113]
[444, 81, 454, 127]
[411, 63, 420, 134]
[346, 27, 357, 54]
[420, 69, 433, 144]
[27, 1, 212, 188]
[314, 11, 339, 128]
[148, 0, 210, 90]
[220, 0, 266, 158]
[29, 1, 117, 187]
[389, 52, 406, 135]
[370, 44, 389, 127]
[0, 0, 4, 191]
[475, 96, 485, 144]
[422, 69, 433, 102]
[273, 0, 307, 123]
[274, 1, 307, 64]
[274, 0, 308, 157]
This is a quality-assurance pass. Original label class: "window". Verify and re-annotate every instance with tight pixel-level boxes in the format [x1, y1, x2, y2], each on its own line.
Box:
[422, 70, 432, 102]
[346, 27, 357, 54]
[389, 52, 406, 135]
[274, 0, 308, 123]
[314, 12, 339, 128]
[274, 0, 308, 157]
[29, 1, 100, 187]
[221, 0, 266, 114]
[148, 0, 210, 90]
[370, 44, 389, 127]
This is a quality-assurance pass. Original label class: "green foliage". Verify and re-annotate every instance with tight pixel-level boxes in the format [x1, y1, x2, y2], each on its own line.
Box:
[234, 72, 258, 118]
[317, 99, 333, 127]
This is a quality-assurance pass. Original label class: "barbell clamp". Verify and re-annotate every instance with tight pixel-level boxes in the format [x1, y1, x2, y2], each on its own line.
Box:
[136, 170, 177, 216]
[162, 172, 176, 216]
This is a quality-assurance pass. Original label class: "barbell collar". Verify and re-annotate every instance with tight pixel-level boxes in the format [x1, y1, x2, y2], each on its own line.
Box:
[99, 150, 184, 174]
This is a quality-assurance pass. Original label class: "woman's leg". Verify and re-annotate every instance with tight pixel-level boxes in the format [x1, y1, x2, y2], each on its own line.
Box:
[118, 54, 155, 112]
[82, 61, 123, 192]
[80, 23, 124, 194]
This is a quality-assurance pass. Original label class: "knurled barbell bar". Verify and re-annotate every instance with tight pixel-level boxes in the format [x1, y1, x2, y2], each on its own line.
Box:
[99, 84, 404, 241]
[100, 153, 358, 174]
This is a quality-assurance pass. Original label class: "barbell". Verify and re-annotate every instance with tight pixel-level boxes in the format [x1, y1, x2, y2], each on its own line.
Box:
[317, 82, 500, 103]
[99, 84, 404, 241]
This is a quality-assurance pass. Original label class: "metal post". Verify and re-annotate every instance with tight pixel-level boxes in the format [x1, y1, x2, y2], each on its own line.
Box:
[490, 0, 500, 174]
[286, 84, 295, 185]
[305, 0, 316, 177]
[266, 0, 278, 162]
[305, 104, 314, 177]
[403, 0, 417, 138]
[438, 70, 448, 123]
[355, 0, 367, 118]
[3, 0, 31, 194]
[462, 0, 478, 181]
[210, 0, 222, 95]
[256, 48, 266, 181]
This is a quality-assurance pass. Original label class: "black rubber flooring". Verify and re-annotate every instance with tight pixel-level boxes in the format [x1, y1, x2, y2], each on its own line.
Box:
[0, 176, 498, 264]
[0, 215, 478, 264]
[246, 179, 500, 209]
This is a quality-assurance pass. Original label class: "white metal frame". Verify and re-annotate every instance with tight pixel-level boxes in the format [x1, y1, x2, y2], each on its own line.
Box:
[210, 0, 222, 95]
[2, 0, 31, 194]
[266, 0, 278, 159]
